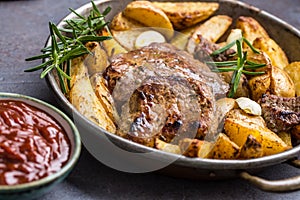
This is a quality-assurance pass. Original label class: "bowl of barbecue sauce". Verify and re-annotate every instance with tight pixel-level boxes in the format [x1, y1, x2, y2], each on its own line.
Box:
[0, 92, 81, 200]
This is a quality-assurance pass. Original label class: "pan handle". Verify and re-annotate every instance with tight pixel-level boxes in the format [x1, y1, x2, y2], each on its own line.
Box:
[239, 159, 300, 192]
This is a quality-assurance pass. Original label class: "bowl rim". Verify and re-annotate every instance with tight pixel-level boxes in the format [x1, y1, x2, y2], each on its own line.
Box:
[0, 92, 81, 192]
[45, 0, 300, 171]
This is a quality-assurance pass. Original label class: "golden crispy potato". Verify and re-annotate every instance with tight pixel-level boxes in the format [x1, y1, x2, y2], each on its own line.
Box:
[252, 37, 289, 70]
[207, 133, 240, 159]
[186, 15, 232, 53]
[284, 61, 300, 96]
[270, 66, 295, 97]
[236, 16, 269, 44]
[221, 72, 249, 98]
[84, 42, 109, 75]
[226, 109, 266, 128]
[224, 118, 290, 156]
[215, 97, 237, 120]
[123, 1, 174, 39]
[101, 30, 127, 57]
[110, 12, 143, 31]
[152, 2, 219, 30]
[170, 26, 196, 50]
[154, 139, 181, 154]
[239, 134, 263, 159]
[69, 59, 116, 133]
[70, 57, 87, 89]
[277, 132, 292, 147]
[248, 74, 271, 101]
[179, 138, 212, 158]
[90, 73, 118, 123]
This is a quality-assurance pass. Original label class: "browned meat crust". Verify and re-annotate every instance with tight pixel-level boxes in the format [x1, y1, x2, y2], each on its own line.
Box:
[103, 43, 228, 146]
[260, 94, 300, 133]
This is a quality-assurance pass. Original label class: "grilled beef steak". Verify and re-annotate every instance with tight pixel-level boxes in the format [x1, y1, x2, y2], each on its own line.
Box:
[260, 94, 300, 133]
[103, 43, 229, 147]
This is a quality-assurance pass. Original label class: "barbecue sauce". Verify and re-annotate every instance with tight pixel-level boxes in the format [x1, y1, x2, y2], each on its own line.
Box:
[0, 100, 70, 185]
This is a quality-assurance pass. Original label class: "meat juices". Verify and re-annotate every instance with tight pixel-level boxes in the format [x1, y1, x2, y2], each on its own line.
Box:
[0, 100, 70, 185]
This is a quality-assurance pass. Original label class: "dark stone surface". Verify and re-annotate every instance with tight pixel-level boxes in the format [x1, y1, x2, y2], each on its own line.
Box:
[0, 0, 300, 199]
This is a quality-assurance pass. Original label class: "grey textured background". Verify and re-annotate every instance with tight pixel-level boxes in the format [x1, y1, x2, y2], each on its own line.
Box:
[0, 0, 300, 199]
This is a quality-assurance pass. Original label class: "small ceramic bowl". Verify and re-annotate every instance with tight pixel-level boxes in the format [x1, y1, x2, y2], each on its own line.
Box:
[0, 92, 81, 200]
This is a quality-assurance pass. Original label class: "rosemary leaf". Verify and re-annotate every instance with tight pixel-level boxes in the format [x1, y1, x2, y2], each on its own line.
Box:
[24, 60, 52, 72]
[25, 53, 51, 61]
[242, 70, 265, 75]
[243, 37, 261, 54]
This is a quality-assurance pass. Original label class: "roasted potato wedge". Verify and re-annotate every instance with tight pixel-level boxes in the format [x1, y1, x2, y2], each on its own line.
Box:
[248, 74, 271, 101]
[70, 57, 87, 89]
[186, 15, 232, 53]
[270, 66, 295, 97]
[252, 37, 289, 70]
[221, 72, 249, 98]
[224, 118, 290, 156]
[277, 132, 292, 147]
[215, 97, 237, 120]
[84, 42, 109, 75]
[69, 59, 116, 133]
[154, 139, 181, 154]
[236, 16, 269, 44]
[179, 138, 212, 158]
[152, 2, 219, 30]
[284, 61, 300, 96]
[101, 30, 127, 58]
[170, 26, 196, 50]
[239, 134, 263, 159]
[90, 73, 118, 123]
[207, 133, 240, 159]
[226, 108, 266, 128]
[110, 12, 143, 31]
[123, 1, 174, 39]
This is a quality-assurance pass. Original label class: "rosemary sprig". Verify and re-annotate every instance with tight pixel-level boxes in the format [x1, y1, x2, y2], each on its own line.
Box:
[207, 37, 266, 98]
[25, 1, 112, 94]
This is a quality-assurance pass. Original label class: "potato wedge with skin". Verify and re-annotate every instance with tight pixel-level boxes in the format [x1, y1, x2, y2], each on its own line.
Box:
[284, 62, 300, 96]
[240, 134, 263, 159]
[69, 60, 116, 133]
[101, 30, 127, 58]
[236, 16, 269, 44]
[84, 42, 109, 75]
[110, 12, 144, 31]
[252, 37, 289, 70]
[152, 2, 219, 30]
[170, 26, 195, 50]
[70, 57, 87, 89]
[226, 109, 266, 128]
[179, 138, 213, 158]
[90, 73, 118, 123]
[216, 97, 237, 120]
[123, 1, 174, 39]
[207, 133, 240, 159]
[221, 72, 249, 98]
[277, 132, 292, 147]
[224, 118, 290, 156]
[248, 74, 271, 101]
[186, 15, 232, 53]
[154, 139, 181, 154]
[270, 66, 295, 97]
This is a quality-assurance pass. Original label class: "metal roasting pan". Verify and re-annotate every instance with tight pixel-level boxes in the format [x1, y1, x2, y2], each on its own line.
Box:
[45, 0, 300, 192]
